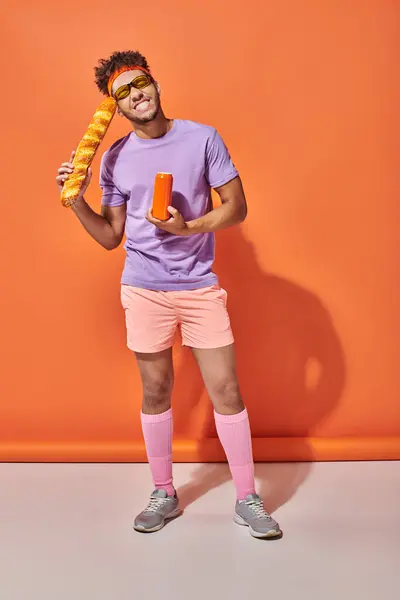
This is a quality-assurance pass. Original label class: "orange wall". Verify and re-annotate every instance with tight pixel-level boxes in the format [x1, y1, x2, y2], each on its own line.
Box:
[1, 0, 399, 461]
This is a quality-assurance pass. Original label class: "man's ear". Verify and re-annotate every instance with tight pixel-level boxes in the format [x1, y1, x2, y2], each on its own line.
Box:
[156, 82, 161, 95]
[117, 106, 123, 116]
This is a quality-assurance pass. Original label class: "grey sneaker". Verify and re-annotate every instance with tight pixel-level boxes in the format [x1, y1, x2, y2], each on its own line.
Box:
[133, 489, 181, 533]
[234, 494, 281, 539]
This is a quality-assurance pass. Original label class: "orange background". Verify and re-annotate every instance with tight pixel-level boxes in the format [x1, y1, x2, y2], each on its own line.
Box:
[1, 0, 399, 462]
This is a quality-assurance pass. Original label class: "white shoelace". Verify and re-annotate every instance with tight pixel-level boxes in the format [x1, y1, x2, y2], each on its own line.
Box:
[143, 497, 169, 514]
[247, 499, 272, 520]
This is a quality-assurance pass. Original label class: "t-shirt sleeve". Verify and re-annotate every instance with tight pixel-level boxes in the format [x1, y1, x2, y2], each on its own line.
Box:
[99, 151, 127, 207]
[205, 128, 239, 189]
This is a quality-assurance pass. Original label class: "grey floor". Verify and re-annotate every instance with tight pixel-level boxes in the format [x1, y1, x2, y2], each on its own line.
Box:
[1, 461, 399, 600]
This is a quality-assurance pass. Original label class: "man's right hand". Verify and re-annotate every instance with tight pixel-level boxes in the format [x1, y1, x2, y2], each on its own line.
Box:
[56, 150, 92, 198]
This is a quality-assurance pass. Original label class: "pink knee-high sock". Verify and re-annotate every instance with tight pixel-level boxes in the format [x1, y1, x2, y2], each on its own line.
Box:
[140, 408, 175, 497]
[214, 408, 256, 501]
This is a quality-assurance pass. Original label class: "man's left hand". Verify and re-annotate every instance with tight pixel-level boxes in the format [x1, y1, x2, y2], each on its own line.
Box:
[146, 207, 190, 236]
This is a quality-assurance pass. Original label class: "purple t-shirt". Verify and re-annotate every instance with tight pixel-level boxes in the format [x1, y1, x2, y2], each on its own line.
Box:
[100, 119, 238, 291]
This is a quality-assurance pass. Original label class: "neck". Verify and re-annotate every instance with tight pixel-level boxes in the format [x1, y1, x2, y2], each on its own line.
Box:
[133, 110, 173, 140]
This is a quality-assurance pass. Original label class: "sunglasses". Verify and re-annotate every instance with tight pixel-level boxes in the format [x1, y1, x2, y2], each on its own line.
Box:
[113, 74, 153, 101]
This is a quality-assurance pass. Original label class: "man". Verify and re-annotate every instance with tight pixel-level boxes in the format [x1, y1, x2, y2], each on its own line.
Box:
[56, 50, 281, 538]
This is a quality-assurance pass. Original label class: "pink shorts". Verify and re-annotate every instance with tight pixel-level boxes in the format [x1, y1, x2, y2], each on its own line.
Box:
[120, 284, 234, 353]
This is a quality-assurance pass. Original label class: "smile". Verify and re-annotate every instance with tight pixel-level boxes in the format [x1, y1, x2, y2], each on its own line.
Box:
[134, 99, 150, 112]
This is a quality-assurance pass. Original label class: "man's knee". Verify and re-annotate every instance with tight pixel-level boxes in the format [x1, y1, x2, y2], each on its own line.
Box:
[209, 376, 244, 414]
[142, 375, 173, 413]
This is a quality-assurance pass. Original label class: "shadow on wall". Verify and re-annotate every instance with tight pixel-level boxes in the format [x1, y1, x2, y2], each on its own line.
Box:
[173, 226, 347, 512]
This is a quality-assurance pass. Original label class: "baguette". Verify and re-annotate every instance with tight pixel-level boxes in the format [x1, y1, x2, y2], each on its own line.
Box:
[61, 97, 117, 207]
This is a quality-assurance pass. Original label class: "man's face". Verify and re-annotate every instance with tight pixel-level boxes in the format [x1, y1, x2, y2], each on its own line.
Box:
[112, 69, 161, 124]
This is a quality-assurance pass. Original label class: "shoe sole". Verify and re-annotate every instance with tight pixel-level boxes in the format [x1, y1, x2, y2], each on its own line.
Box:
[234, 513, 282, 539]
[133, 508, 182, 533]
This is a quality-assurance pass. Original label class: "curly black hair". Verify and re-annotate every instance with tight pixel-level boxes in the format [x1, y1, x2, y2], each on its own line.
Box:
[94, 50, 152, 95]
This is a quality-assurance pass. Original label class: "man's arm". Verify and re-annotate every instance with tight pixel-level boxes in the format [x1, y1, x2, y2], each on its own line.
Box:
[146, 176, 247, 236]
[187, 176, 247, 235]
[72, 198, 127, 250]
[56, 151, 126, 250]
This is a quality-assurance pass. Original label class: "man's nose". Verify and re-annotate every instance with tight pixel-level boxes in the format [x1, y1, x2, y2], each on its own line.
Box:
[130, 87, 144, 101]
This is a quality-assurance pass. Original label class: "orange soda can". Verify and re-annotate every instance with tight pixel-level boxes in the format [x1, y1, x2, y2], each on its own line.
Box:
[152, 172, 173, 221]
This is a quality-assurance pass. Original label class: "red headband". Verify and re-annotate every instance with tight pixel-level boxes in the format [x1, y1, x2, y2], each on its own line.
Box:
[107, 65, 152, 96]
